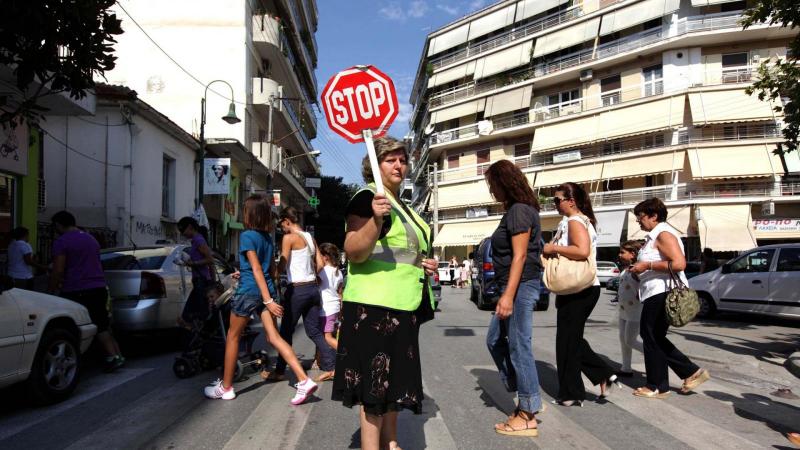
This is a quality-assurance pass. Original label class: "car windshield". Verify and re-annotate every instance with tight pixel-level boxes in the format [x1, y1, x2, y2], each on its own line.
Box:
[101, 248, 172, 270]
[597, 262, 617, 269]
[438, 262, 450, 268]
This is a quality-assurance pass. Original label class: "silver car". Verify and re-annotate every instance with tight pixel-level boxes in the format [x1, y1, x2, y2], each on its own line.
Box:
[596, 261, 620, 286]
[100, 245, 235, 331]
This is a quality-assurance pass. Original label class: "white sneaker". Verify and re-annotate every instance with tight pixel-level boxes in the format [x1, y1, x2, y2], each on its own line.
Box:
[204, 379, 236, 400]
[291, 378, 317, 405]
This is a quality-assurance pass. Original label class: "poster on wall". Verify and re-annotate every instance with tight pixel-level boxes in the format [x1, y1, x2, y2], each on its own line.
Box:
[0, 121, 29, 176]
[204, 158, 231, 195]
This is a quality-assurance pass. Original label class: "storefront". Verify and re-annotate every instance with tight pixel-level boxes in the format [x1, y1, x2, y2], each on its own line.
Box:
[0, 122, 40, 256]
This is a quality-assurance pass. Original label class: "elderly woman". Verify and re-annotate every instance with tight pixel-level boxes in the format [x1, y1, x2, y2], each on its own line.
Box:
[331, 136, 437, 450]
[628, 198, 709, 398]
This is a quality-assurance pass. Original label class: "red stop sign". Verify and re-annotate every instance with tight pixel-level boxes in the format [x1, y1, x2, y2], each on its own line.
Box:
[321, 65, 399, 144]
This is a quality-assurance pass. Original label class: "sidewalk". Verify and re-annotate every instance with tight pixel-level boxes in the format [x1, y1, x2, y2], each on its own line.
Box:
[787, 351, 800, 379]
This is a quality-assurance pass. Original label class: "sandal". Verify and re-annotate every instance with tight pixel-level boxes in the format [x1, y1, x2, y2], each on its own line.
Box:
[551, 399, 583, 407]
[633, 387, 670, 399]
[600, 375, 622, 398]
[315, 371, 335, 382]
[680, 368, 710, 394]
[494, 411, 539, 437]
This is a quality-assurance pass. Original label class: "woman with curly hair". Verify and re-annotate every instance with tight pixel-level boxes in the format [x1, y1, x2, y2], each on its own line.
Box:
[483, 159, 544, 437]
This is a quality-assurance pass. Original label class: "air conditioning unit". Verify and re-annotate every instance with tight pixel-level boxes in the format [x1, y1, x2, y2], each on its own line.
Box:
[752, 54, 760, 64]
[761, 201, 775, 216]
[579, 69, 593, 82]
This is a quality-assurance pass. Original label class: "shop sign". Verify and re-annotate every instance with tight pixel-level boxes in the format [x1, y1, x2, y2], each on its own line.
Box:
[466, 207, 488, 218]
[752, 218, 800, 233]
[553, 150, 581, 164]
[0, 121, 29, 175]
[204, 158, 231, 195]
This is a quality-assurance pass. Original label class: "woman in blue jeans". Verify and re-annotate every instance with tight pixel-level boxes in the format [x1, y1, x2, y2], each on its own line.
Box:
[483, 160, 543, 437]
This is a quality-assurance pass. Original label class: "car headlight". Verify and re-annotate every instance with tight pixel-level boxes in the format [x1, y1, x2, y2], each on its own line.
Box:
[76, 307, 91, 325]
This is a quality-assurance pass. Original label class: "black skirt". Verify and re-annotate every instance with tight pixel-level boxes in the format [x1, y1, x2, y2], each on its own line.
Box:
[331, 301, 424, 415]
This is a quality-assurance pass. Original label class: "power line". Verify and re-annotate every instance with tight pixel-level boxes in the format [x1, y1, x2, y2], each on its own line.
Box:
[40, 127, 128, 167]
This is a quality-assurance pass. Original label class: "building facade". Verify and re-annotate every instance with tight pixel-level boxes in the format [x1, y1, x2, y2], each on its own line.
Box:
[105, 0, 320, 252]
[408, 0, 800, 261]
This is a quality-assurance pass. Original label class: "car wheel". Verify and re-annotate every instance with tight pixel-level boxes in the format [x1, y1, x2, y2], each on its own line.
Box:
[476, 289, 492, 311]
[173, 357, 197, 379]
[696, 293, 717, 318]
[28, 328, 81, 404]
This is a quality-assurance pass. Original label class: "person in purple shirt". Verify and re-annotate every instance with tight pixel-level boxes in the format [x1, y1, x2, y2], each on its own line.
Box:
[177, 217, 215, 324]
[49, 211, 124, 372]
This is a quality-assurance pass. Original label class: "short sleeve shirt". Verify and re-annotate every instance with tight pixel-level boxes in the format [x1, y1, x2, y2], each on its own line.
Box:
[237, 230, 277, 298]
[188, 234, 212, 280]
[8, 239, 34, 279]
[52, 230, 106, 293]
[319, 265, 343, 317]
[346, 190, 391, 239]
[490, 203, 542, 286]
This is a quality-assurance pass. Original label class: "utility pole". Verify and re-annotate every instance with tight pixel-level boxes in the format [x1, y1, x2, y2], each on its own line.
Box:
[432, 161, 439, 243]
[267, 94, 274, 197]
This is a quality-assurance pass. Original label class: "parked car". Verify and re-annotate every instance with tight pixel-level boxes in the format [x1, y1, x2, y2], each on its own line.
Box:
[0, 286, 97, 403]
[437, 261, 454, 285]
[100, 245, 236, 331]
[606, 275, 621, 292]
[596, 261, 620, 286]
[470, 238, 550, 311]
[689, 244, 800, 319]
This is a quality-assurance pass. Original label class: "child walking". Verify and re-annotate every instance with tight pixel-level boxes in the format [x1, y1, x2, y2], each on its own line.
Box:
[204, 194, 317, 404]
[315, 243, 343, 382]
[617, 240, 644, 377]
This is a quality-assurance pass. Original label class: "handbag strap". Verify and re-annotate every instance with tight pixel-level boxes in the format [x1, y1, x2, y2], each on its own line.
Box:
[666, 261, 687, 289]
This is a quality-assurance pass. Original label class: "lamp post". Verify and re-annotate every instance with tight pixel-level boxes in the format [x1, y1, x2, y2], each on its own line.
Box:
[198, 80, 241, 206]
[278, 149, 321, 170]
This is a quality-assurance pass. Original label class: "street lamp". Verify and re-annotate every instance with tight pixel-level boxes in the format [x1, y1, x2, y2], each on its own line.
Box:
[198, 80, 240, 205]
[279, 149, 320, 169]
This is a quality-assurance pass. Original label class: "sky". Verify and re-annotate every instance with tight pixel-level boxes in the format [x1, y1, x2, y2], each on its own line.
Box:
[313, 0, 494, 185]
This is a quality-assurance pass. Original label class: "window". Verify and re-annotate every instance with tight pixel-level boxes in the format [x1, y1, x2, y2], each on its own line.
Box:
[642, 65, 663, 97]
[644, 133, 665, 148]
[476, 149, 490, 175]
[514, 143, 530, 158]
[777, 248, 800, 272]
[447, 153, 460, 169]
[730, 249, 775, 273]
[720, 1, 746, 12]
[601, 75, 621, 106]
[642, 18, 662, 30]
[722, 52, 750, 83]
[547, 89, 581, 116]
[602, 141, 622, 155]
[162, 156, 175, 218]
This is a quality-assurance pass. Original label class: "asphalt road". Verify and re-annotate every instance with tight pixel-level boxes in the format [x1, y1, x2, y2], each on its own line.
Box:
[1, 287, 798, 449]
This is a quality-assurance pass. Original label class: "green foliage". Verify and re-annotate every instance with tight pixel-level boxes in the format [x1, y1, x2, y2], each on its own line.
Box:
[0, 0, 123, 126]
[313, 175, 359, 249]
[742, 0, 800, 153]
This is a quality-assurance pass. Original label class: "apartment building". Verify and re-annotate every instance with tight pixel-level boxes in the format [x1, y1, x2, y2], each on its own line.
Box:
[408, 0, 800, 260]
[106, 0, 319, 253]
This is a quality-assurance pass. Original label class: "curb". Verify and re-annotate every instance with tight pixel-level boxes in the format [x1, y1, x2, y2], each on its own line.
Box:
[786, 351, 800, 379]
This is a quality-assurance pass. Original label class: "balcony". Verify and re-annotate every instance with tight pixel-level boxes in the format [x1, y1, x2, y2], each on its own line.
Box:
[276, 160, 311, 201]
[252, 15, 283, 50]
[722, 66, 753, 84]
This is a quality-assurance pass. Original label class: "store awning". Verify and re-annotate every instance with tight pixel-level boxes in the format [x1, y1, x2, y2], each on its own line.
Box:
[516, 0, 570, 21]
[484, 86, 533, 117]
[434, 220, 500, 247]
[532, 17, 600, 58]
[601, 151, 685, 180]
[533, 162, 604, 187]
[697, 204, 757, 252]
[428, 61, 476, 89]
[688, 89, 779, 125]
[627, 205, 692, 240]
[687, 144, 783, 179]
[595, 210, 627, 247]
[437, 179, 495, 209]
[430, 98, 486, 124]
[468, 4, 516, 40]
[473, 41, 533, 79]
[428, 23, 470, 56]
[600, 0, 680, 36]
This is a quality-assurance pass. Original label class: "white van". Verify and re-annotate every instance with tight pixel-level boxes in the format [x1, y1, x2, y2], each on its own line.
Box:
[689, 244, 800, 319]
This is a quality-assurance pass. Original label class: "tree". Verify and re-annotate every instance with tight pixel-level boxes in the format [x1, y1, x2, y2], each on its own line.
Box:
[0, 0, 123, 126]
[312, 176, 359, 249]
[742, 1, 800, 153]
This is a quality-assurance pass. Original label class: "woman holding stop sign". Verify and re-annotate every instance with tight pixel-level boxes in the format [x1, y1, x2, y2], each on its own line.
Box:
[331, 136, 437, 450]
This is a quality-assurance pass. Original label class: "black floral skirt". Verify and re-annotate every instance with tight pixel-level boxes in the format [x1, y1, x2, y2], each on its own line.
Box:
[331, 301, 424, 416]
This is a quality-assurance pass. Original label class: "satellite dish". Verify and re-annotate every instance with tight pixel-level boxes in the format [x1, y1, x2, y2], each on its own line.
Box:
[424, 123, 435, 136]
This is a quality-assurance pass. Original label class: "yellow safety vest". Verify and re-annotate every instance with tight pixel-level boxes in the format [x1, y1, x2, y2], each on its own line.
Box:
[343, 184, 435, 311]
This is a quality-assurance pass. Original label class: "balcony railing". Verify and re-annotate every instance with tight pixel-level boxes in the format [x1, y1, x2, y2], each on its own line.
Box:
[722, 66, 753, 84]
[281, 159, 306, 188]
[282, 99, 313, 152]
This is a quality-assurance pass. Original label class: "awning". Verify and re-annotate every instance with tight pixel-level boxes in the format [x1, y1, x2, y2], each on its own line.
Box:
[516, 0, 570, 21]
[430, 98, 486, 124]
[691, 0, 747, 5]
[688, 89, 779, 125]
[784, 151, 800, 174]
[434, 220, 499, 247]
[473, 41, 533, 79]
[468, 4, 516, 40]
[595, 210, 627, 247]
[627, 205, 692, 240]
[428, 23, 470, 57]
[532, 17, 600, 58]
[697, 204, 757, 252]
[687, 144, 783, 179]
[531, 95, 685, 152]
[533, 162, 604, 187]
[428, 61, 476, 89]
[601, 151, 685, 180]
[437, 179, 495, 209]
[484, 86, 533, 117]
[600, 0, 680, 36]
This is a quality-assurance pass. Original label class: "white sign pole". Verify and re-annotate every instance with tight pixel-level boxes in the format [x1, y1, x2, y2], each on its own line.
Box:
[362, 128, 385, 195]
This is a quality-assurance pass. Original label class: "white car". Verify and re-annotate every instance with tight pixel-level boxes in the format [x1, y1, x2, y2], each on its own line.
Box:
[437, 261, 454, 285]
[596, 261, 620, 286]
[689, 244, 800, 319]
[0, 287, 97, 403]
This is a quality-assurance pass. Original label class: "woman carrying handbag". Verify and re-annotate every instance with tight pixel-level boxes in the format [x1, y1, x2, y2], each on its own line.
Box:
[542, 182, 618, 406]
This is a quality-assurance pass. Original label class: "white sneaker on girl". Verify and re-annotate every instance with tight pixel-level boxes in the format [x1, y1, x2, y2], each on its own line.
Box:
[204, 379, 236, 400]
[291, 379, 318, 405]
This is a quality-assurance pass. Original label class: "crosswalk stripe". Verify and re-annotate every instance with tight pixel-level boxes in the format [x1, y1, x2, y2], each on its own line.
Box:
[396, 379, 459, 450]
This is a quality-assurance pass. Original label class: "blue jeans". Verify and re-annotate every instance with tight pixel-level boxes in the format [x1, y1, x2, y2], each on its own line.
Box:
[486, 278, 543, 413]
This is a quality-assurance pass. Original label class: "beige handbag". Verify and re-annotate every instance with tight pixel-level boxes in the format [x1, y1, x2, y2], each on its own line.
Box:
[541, 216, 597, 295]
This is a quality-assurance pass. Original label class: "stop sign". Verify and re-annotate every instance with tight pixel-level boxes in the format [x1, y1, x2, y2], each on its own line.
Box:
[321, 65, 399, 144]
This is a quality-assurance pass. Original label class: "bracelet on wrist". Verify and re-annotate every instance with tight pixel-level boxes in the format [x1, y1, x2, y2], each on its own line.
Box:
[263, 299, 274, 305]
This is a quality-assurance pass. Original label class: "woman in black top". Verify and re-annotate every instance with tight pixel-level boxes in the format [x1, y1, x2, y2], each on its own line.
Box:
[484, 160, 543, 437]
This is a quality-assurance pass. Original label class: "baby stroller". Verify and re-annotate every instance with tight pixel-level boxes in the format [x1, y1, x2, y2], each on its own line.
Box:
[173, 284, 267, 381]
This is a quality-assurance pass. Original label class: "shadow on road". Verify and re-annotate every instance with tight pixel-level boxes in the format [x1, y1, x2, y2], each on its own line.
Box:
[349, 393, 442, 449]
[704, 390, 799, 439]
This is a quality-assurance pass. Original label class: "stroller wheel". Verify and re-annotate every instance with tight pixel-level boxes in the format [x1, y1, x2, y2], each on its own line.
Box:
[233, 360, 245, 382]
[173, 357, 196, 379]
